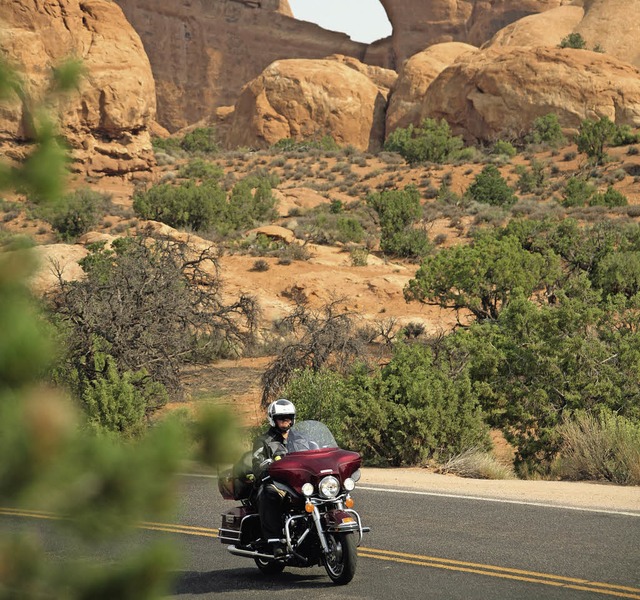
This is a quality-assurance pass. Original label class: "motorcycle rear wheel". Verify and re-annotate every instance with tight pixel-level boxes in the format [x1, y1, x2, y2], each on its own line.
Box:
[254, 557, 285, 575]
[323, 532, 357, 585]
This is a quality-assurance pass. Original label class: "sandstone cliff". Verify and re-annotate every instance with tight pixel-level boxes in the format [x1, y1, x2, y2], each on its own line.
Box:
[422, 46, 640, 143]
[113, 0, 368, 132]
[0, 0, 156, 176]
[226, 57, 390, 152]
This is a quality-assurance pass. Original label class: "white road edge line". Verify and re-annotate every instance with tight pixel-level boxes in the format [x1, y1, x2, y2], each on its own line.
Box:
[180, 473, 640, 518]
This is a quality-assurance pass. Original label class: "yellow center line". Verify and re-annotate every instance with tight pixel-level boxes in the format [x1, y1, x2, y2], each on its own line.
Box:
[358, 550, 640, 599]
[3, 508, 639, 599]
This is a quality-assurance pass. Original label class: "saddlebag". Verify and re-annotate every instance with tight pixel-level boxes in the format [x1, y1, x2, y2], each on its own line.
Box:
[218, 450, 254, 500]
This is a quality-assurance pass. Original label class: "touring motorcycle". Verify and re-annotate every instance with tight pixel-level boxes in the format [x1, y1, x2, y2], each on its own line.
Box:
[218, 420, 369, 585]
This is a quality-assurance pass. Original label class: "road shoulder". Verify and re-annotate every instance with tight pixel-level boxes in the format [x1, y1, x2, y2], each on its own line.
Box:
[360, 467, 640, 514]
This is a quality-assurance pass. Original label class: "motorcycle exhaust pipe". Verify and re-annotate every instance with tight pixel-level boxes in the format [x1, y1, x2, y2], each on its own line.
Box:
[226, 545, 279, 561]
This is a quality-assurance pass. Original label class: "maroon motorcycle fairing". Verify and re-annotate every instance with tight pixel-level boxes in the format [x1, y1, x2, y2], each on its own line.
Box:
[268, 447, 361, 495]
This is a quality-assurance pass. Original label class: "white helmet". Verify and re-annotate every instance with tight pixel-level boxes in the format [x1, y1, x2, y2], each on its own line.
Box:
[267, 398, 296, 427]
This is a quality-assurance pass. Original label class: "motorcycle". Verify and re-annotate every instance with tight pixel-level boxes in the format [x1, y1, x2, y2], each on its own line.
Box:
[218, 420, 369, 585]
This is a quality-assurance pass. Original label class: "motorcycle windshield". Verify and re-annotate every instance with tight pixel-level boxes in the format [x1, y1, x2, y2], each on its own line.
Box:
[287, 420, 338, 453]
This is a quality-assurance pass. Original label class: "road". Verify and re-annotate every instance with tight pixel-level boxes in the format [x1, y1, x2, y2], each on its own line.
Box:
[167, 474, 640, 599]
[3, 474, 639, 599]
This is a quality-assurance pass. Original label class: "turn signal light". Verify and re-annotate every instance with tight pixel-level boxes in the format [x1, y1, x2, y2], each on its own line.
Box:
[345, 496, 354, 509]
[305, 501, 314, 513]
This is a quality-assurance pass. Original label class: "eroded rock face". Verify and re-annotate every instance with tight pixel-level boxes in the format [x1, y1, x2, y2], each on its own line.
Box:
[485, 5, 584, 49]
[114, 0, 368, 132]
[226, 58, 389, 151]
[386, 42, 478, 134]
[0, 0, 156, 175]
[423, 46, 640, 143]
[379, 0, 567, 66]
[486, 0, 640, 70]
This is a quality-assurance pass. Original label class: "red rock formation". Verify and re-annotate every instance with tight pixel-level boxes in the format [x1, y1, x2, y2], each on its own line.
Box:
[386, 43, 478, 134]
[379, 0, 566, 66]
[114, 0, 368, 132]
[423, 46, 640, 143]
[0, 0, 156, 175]
[226, 57, 390, 151]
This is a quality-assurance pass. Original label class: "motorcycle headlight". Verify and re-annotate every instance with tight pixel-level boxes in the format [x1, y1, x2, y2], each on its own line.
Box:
[301, 483, 314, 497]
[344, 477, 355, 491]
[318, 476, 340, 499]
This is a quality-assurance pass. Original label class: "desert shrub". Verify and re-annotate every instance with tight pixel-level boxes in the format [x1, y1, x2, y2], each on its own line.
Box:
[81, 345, 168, 437]
[349, 246, 369, 266]
[466, 165, 517, 207]
[178, 158, 224, 180]
[133, 180, 226, 230]
[492, 140, 517, 158]
[51, 237, 258, 404]
[36, 188, 110, 241]
[285, 342, 490, 466]
[405, 231, 561, 321]
[272, 135, 339, 153]
[559, 33, 587, 49]
[554, 411, 640, 485]
[562, 176, 596, 207]
[515, 159, 547, 194]
[612, 124, 640, 147]
[526, 114, 566, 148]
[367, 185, 432, 259]
[436, 448, 515, 479]
[576, 116, 617, 165]
[592, 250, 640, 297]
[250, 259, 270, 272]
[180, 127, 220, 154]
[589, 186, 628, 208]
[133, 175, 277, 234]
[261, 298, 362, 405]
[335, 216, 365, 243]
[152, 127, 220, 156]
[384, 118, 464, 165]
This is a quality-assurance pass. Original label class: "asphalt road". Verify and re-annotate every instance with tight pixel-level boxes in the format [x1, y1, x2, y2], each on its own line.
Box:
[167, 474, 640, 600]
[3, 474, 639, 599]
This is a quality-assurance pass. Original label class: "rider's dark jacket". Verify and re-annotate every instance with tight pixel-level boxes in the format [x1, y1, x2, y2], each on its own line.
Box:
[252, 426, 311, 481]
[252, 426, 288, 481]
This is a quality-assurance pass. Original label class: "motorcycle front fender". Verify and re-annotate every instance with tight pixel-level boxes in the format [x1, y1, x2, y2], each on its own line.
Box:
[322, 508, 369, 546]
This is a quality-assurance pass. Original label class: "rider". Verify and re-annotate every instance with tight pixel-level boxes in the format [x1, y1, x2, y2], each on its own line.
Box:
[252, 398, 305, 558]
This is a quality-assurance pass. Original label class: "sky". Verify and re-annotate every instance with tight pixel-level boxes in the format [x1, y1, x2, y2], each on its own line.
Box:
[287, 0, 392, 44]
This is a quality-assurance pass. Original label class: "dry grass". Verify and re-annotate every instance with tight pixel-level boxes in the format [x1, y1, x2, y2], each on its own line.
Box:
[553, 412, 640, 485]
[436, 447, 516, 480]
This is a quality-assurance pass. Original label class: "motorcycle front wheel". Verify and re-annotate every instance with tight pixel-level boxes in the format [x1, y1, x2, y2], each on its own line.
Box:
[323, 532, 357, 585]
[254, 557, 285, 575]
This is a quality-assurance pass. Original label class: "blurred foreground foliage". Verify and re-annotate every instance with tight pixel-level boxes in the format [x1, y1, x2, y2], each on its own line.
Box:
[0, 55, 240, 599]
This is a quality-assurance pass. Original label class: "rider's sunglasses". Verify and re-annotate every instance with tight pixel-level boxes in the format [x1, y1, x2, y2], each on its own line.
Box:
[275, 415, 293, 421]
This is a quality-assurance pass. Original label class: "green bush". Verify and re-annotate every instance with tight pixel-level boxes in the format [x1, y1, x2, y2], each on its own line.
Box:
[526, 114, 566, 148]
[384, 118, 465, 165]
[272, 135, 340, 153]
[335, 216, 365, 243]
[285, 342, 490, 466]
[368, 186, 431, 258]
[180, 127, 219, 154]
[466, 165, 517, 207]
[576, 116, 617, 165]
[81, 348, 168, 438]
[559, 33, 587, 49]
[37, 188, 110, 240]
[491, 140, 517, 158]
[178, 158, 224, 180]
[562, 176, 595, 207]
[133, 180, 226, 231]
[589, 186, 628, 208]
